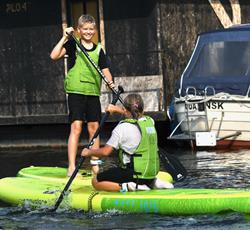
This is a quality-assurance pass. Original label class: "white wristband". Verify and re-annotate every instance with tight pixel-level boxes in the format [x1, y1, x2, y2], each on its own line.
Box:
[90, 159, 104, 165]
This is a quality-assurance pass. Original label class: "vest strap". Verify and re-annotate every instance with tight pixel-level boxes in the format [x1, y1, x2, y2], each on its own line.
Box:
[133, 153, 142, 157]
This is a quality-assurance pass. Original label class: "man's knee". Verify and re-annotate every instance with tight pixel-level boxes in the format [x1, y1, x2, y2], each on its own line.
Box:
[71, 121, 82, 136]
[88, 122, 99, 135]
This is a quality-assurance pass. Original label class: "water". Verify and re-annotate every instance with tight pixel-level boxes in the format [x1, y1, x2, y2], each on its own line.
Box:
[0, 146, 250, 230]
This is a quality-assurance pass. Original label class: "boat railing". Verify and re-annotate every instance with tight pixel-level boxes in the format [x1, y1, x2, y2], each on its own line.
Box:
[169, 118, 185, 138]
[185, 86, 197, 96]
[204, 86, 215, 97]
[184, 86, 216, 102]
[245, 85, 250, 97]
[183, 86, 210, 138]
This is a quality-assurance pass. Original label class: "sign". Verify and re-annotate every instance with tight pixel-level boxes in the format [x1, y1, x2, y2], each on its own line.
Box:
[0, 0, 61, 28]
[195, 132, 217, 146]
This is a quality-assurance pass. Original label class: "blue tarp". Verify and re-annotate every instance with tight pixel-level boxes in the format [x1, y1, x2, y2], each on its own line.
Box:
[177, 25, 250, 97]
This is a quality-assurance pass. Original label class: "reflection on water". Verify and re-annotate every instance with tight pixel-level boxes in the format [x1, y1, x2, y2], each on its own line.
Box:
[176, 149, 250, 189]
[0, 146, 250, 229]
[0, 206, 249, 230]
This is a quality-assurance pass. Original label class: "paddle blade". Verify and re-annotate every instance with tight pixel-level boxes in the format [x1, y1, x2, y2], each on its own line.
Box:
[159, 148, 187, 182]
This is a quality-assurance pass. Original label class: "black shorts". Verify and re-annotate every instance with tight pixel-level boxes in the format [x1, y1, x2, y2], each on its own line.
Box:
[96, 167, 155, 187]
[68, 93, 101, 123]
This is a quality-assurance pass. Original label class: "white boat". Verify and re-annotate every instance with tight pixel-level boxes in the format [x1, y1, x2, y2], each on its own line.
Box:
[169, 24, 250, 149]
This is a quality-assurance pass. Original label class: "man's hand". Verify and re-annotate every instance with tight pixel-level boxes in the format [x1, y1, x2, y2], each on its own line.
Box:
[64, 27, 74, 38]
[81, 148, 90, 157]
[107, 80, 115, 90]
[106, 104, 125, 115]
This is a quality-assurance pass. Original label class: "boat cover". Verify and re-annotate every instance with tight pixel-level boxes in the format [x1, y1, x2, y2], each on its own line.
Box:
[177, 25, 250, 97]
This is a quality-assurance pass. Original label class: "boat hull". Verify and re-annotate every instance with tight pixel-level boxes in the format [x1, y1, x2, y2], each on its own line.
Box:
[173, 95, 250, 148]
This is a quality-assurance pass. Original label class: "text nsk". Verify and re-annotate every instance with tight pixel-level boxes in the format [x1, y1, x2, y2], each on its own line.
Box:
[185, 102, 224, 110]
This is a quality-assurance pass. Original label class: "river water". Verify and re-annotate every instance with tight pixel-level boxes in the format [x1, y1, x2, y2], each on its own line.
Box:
[0, 146, 250, 230]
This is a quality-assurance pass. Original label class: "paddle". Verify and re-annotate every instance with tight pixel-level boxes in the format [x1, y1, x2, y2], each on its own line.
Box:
[158, 147, 187, 182]
[51, 86, 124, 211]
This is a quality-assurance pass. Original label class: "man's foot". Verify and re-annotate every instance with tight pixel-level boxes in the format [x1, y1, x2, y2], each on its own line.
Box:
[128, 182, 151, 191]
[67, 168, 74, 177]
[154, 178, 174, 189]
[67, 168, 81, 177]
[120, 182, 151, 192]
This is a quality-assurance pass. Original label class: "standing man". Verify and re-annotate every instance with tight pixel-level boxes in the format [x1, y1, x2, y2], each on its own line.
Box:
[50, 14, 114, 176]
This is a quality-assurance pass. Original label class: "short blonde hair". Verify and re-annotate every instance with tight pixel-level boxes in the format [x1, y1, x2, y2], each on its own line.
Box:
[78, 14, 96, 27]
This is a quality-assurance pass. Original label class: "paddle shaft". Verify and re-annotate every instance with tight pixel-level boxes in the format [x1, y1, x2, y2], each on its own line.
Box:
[158, 148, 187, 182]
[52, 90, 124, 212]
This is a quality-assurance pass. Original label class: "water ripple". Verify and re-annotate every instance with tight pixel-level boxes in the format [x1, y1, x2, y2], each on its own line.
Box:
[0, 147, 250, 229]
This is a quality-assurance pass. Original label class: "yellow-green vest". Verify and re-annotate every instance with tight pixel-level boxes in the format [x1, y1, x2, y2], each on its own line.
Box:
[64, 42, 102, 96]
[119, 116, 160, 179]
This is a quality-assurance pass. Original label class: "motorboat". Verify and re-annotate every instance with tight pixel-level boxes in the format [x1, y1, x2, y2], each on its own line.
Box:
[169, 24, 250, 149]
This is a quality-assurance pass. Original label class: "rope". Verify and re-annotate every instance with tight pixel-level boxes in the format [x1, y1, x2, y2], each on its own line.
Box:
[88, 191, 99, 212]
[182, 92, 250, 108]
[183, 92, 230, 104]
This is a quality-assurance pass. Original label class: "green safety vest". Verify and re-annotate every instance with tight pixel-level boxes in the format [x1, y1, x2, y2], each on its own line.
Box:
[64, 42, 102, 96]
[119, 116, 160, 179]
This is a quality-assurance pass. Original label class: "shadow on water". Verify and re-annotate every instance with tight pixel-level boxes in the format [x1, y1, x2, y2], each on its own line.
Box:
[0, 147, 69, 179]
[0, 145, 250, 229]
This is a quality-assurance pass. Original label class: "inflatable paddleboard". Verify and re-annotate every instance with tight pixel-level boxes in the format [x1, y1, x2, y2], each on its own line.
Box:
[0, 166, 250, 215]
[17, 166, 93, 186]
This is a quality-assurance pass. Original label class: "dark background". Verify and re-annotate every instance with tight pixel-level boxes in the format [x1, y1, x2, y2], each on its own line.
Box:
[1, 0, 250, 146]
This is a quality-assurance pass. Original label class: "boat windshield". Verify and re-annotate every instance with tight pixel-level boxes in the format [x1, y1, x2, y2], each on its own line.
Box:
[190, 41, 250, 78]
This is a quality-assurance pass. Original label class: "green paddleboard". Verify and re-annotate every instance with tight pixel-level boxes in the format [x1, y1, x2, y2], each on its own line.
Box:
[0, 166, 249, 215]
[0, 176, 250, 215]
[17, 166, 174, 185]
